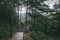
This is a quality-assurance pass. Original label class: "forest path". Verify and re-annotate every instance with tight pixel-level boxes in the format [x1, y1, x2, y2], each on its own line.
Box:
[9, 32, 23, 40]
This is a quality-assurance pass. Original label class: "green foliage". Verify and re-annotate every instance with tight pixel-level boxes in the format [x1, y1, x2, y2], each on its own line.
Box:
[25, 0, 60, 40]
[0, 0, 19, 38]
[0, 24, 11, 37]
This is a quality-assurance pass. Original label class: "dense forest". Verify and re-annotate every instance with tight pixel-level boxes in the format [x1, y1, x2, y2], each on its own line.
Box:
[0, 0, 19, 38]
[0, 0, 60, 40]
[23, 0, 60, 40]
